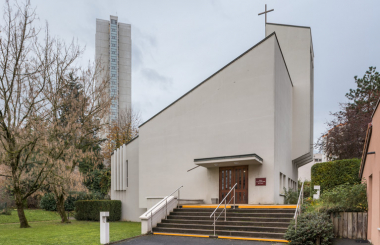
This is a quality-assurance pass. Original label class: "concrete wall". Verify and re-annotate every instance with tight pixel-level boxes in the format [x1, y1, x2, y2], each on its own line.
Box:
[362, 109, 380, 244]
[273, 37, 294, 204]
[95, 17, 131, 118]
[266, 24, 314, 167]
[111, 138, 146, 221]
[138, 35, 280, 208]
[118, 23, 132, 112]
[95, 19, 110, 69]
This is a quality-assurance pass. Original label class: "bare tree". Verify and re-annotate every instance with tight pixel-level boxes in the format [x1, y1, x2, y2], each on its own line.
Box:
[0, 0, 56, 228]
[42, 60, 111, 223]
[0, 0, 111, 227]
[102, 108, 141, 161]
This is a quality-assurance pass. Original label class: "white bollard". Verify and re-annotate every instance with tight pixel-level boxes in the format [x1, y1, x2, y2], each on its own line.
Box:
[313, 185, 320, 200]
[100, 212, 109, 244]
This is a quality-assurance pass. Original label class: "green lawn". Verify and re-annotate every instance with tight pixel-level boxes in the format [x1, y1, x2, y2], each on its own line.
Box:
[0, 220, 141, 245]
[0, 209, 61, 224]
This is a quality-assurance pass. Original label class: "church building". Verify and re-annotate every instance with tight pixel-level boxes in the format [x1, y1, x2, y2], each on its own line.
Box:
[111, 22, 314, 223]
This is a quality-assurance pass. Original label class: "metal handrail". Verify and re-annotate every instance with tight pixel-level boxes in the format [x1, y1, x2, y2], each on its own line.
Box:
[149, 185, 183, 232]
[210, 183, 237, 236]
[294, 181, 304, 231]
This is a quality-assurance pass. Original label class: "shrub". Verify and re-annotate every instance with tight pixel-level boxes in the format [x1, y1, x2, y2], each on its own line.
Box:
[284, 188, 298, 204]
[311, 158, 361, 192]
[0, 202, 11, 215]
[64, 195, 76, 211]
[285, 212, 334, 245]
[40, 192, 105, 212]
[319, 183, 367, 213]
[40, 193, 57, 211]
[299, 180, 316, 199]
[75, 200, 121, 221]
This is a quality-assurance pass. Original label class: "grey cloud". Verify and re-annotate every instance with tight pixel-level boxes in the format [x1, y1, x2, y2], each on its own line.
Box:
[132, 42, 143, 71]
[141, 68, 173, 89]
[131, 26, 157, 70]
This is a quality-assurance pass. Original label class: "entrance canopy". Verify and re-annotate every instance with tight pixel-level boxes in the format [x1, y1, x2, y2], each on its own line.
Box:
[194, 153, 263, 168]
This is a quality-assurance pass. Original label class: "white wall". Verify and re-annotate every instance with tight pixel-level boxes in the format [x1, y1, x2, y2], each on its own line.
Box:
[273, 37, 294, 204]
[298, 161, 313, 181]
[266, 24, 314, 167]
[138, 35, 280, 208]
[298, 153, 326, 181]
[111, 138, 146, 221]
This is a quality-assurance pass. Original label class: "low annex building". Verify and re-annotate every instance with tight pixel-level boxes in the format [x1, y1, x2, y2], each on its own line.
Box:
[360, 98, 380, 245]
[111, 22, 314, 222]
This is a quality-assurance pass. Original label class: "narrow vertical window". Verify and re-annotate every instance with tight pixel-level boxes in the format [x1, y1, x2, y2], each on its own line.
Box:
[126, 160, 128, 187]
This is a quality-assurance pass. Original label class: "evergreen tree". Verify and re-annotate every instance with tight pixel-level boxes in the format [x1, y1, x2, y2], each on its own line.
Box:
[317, 67, 380, 160]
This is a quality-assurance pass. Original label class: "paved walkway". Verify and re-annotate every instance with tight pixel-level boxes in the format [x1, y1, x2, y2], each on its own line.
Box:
[115, 235, 370, 245]
[115, 235, 282, 245]
[332, 238, 370, 244]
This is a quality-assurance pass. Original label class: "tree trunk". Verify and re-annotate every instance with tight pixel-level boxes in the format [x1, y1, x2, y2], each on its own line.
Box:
[15, 193, 30, 228]
[56, 194, 69, 223]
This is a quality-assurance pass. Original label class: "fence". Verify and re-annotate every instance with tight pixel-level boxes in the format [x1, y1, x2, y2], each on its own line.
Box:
[330, 212, 367, 240]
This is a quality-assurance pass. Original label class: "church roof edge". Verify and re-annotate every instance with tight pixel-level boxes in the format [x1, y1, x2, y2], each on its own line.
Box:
[266, 22, 311, 29]
[139, 32, 286, 128]
[111, 136, 139, 156]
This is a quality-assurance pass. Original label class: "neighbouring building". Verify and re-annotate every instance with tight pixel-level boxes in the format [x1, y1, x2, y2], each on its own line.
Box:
[111, 22, 314, 222]
[95, 15, 131, 121]
[298, 153, 327, 181]
[359, 99, 380, 245]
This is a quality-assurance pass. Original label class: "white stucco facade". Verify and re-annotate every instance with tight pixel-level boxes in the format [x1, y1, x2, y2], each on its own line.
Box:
[111, 23, 314, 219]
[266, 23, 314, 168]
[111, 138, 145, 221]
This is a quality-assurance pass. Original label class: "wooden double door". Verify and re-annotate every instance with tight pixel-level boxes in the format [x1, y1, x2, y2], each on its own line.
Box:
[219, 165, 248, 204]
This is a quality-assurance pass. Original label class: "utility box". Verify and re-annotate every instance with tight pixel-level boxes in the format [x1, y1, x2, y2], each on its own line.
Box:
[211, 198, 218, 204]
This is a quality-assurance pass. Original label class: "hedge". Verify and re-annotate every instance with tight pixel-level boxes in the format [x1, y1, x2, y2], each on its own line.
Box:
[75, 200, 121, 221]
[311, 158, 361, 192]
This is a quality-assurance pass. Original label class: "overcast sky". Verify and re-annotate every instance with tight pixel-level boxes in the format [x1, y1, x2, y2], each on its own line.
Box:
[5, 0, 380, 148]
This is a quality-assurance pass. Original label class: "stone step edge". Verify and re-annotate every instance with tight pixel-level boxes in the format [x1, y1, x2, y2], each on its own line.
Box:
[163, 219, 291, 225]
[153, 232, 288, 243]
[158, 223, 288, 230]
[168, 215, 292, 220]
[169, 215, 293, 219]
[172, 212, 294, 215]
[174, 209, 295, 212]
[182, 205, 297, 209]
[153, 227, 285, 236]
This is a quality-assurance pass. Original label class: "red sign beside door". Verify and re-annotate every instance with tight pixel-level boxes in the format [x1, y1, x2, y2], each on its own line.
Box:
[255, 178, 266, 186]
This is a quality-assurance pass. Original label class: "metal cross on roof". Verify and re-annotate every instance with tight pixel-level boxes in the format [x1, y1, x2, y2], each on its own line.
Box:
[258, 4, 274, 24]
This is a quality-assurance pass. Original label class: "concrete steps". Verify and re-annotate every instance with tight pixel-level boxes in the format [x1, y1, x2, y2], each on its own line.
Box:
[152, 206, 295, 242]
[161, 219, 290, 228]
